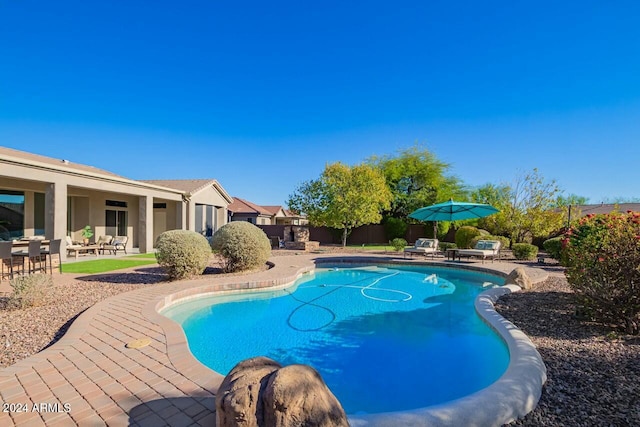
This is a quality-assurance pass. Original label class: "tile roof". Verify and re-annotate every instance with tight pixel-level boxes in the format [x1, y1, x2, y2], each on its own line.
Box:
[228, 197, 272, 215]
[261, 205, 285, 215]
[140, 179, 215, 194]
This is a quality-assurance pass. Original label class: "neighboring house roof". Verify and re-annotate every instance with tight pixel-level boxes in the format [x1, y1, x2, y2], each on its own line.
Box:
[228, 197, 273, 216]
[262, 206, 286, 216]
[141, 179, 233, 203]
[569, 203, 640, 217]
[284, 209, 304, 218]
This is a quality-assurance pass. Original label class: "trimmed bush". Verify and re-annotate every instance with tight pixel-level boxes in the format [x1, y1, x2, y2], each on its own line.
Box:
[390, 238, 407, 251]
[212, 222, 271, 273]
[512, 243, 539, 260]
[383, 217, 408, 240]
[564, 212, 640, 334]
[455, 226, 480, 249]
[156, 230, 212, 280]
[543, 236, 563, 260]
[9, 274, 53, 309]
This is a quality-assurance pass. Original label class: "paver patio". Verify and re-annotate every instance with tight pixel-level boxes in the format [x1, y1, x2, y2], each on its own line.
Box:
[0, 253, 547, 426]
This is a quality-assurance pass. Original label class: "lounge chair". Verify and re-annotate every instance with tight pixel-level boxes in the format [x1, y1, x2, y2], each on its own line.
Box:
[65, 236, 83, 255]
[96, 235, 113, 251]
[404, 238, 439, 258]
[101, 235, 128, 255]
[455, 240, 501, 263]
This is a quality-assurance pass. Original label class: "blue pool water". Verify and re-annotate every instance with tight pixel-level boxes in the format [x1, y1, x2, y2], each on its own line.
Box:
[162, 265, 509, 415]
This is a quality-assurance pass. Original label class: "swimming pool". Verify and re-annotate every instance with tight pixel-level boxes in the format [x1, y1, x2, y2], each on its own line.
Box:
[162, 264, 510, 415]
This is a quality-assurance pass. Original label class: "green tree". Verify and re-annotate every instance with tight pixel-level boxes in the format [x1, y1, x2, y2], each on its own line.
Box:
[472, 169, 564, 243]
[288, 162, 392, 246]
[367, 145, 466, 220]
[554, 194, 589, 207]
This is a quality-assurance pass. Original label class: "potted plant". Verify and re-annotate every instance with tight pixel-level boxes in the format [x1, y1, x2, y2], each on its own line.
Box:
[81, 225, 94, 245]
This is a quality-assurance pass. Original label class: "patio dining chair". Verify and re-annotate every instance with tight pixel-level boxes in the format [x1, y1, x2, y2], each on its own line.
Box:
[1, 241, 18, 281]
[102, 235, 128, 255]
[13, 240, 46, 274]
[40, 239, 62, 274]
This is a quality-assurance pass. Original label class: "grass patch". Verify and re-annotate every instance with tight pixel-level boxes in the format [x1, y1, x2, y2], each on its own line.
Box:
[346, 244, 391, 251]
[61, 258, 157, 274]
[127, 253, 157, 259]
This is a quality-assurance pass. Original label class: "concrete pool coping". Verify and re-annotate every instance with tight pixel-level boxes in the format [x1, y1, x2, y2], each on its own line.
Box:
[0, 253, 547, 426]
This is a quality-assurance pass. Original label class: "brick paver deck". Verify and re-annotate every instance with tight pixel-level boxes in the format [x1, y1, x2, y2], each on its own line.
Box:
[0, 253, 547, 426]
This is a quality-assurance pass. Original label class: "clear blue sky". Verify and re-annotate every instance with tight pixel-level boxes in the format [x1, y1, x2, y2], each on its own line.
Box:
[1, 1, 639, 206]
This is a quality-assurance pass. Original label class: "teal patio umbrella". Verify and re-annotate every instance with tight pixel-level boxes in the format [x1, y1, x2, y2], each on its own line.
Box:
[409, 199, 499, 237]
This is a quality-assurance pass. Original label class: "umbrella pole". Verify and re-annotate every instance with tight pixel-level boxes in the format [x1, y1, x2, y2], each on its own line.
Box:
[433, 221, 437, 239]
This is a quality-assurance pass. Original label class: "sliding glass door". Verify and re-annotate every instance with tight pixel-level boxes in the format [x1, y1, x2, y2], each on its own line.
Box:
[106, 210, 127, 237]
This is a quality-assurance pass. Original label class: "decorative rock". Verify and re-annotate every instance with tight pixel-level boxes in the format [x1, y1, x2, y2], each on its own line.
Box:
[505, 266, 533, 290]
[216, 357, 282, 427]
[262, 364, 349, 427]
[216, 357, 348, 427]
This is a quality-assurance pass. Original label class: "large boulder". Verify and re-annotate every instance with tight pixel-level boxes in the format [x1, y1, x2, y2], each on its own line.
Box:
[505, 267, 533, 290]
[216, 357, 348, 427]
[216, 357, 282, 426]
[262, 364, 349, 427]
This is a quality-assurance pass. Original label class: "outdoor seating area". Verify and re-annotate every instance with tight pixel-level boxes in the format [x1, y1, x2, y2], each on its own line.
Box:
[0, 238, 63, 280]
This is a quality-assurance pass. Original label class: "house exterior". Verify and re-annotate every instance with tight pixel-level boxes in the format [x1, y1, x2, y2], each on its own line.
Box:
[0, 146, 232, 256]
[228, 198, 308, 225]
[227, 197, 273, 225]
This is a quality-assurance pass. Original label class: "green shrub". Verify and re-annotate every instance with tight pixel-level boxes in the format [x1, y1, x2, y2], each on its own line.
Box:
[512, 243, 539, 260]
[155, 230, 212, 280]
[390, 238, 407, 251]
[438, 242, 457, 251]
[212, 222, 271, 272]
[9, 274, 53, 309]
[383, 217, 408, 240]
[436, 221, 451, 240]
[564, 212, 640, 334]
[543, 236, 563, 260]
[455, 226, 480, 249]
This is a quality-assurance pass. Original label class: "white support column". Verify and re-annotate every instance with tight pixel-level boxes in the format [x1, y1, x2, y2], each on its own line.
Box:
[139, 196, 154, 253]
[45, 183, 67, 241]
[188, 199, 196, 231]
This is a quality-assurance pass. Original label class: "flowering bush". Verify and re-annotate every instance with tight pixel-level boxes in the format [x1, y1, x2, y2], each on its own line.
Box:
[563, 212, 640, 334]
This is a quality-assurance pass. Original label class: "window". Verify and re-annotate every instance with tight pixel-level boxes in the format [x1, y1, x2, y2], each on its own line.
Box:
[195, 204, 216, 236]
[0, 190, 24, 239]
[247, 218, 253, 224]
[106, 210, 127, 236]
[106, 200, 128, 208]
[34, 192, 45, 236]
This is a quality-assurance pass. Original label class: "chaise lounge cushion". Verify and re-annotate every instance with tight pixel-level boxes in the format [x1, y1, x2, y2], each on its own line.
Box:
[456, 240, 501, 260]
[404, 238, 439, 255]
[65, 236, 83, 250]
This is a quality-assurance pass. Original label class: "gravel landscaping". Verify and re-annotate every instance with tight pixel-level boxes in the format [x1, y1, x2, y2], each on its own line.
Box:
[497, 275, 640, 426]
[1, 253, 638, 426]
